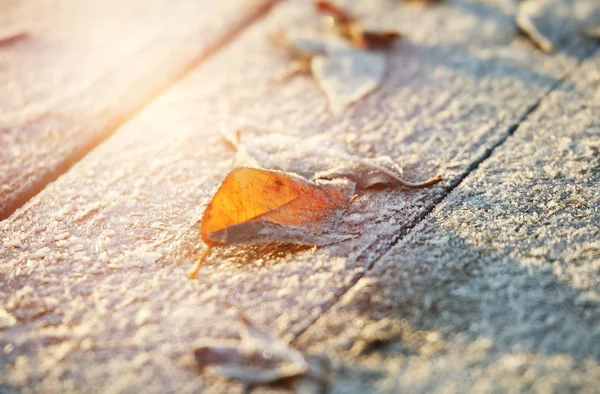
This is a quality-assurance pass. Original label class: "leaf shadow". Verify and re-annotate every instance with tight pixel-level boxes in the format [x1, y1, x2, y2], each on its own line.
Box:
[159, 220, 316, 273]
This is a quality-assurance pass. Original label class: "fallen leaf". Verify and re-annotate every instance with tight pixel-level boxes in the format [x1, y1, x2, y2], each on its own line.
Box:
[219, 125, 442, 190]
[314, 1, 402, 50]
[193, 308, 386, 392]
[194, 309, 327, 385]
[272, 2, 402, 114]
[275, 33, 386, 116]
[516, 0, 554, 53]
[200, 168, 354, 244]
[311, 49, 385, 116]
[188, 168, 355, 278]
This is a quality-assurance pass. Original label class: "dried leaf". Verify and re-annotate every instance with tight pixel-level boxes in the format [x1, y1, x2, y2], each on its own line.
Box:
[220, 126, 397, 184]
[188, 168, 355, 278]
[193, 310, 386, 391]
[516, 0, 555, 53]
[194, 311, 321, 385]
[188, 117, 443, 279]
[314, 1, 402, 50]
[201, 168, 354, 245]
[272, 2, 402, 114]
[311, 50, 385, 115]
[220, 125, 443, 190]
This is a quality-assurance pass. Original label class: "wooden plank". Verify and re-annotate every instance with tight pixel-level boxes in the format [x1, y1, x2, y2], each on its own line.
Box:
[1, 0, 597, 391]
[0, 0, 275, 220]
[297, 50, 600, 392]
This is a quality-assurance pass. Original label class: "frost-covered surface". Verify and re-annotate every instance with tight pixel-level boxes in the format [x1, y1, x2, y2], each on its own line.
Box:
[275, 30, 388, 115]
[0, 0, 274, 219]
[311, 49, 385, 116]
[298, 51, 600, 392]
[0, 0, 598, 392]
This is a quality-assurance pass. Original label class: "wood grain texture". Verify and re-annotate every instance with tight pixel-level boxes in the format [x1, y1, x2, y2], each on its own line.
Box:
[0, 0, 275, 220]
[297, 49, 600, 393]
[1, 0, 597, 392]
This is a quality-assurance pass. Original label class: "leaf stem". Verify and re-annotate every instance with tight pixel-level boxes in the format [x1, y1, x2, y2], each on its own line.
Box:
[188, 246, 212, 279]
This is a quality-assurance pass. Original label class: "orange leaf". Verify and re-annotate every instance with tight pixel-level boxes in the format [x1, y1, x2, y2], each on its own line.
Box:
[313, 1, 401, 50]
[189, 168, 355, 279]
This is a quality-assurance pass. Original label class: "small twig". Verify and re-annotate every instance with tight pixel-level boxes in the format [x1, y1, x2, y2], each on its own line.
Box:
[357, 158, 443, 189]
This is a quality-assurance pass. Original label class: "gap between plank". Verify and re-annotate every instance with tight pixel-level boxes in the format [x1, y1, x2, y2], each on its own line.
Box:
[291, 45, 600, 343]
[0, 0, 279, 222]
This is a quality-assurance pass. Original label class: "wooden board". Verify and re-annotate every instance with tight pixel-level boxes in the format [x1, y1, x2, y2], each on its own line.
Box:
[297, 49, 600, 392]
[0, 0, 275, 220]
[1, 0, 597, 392]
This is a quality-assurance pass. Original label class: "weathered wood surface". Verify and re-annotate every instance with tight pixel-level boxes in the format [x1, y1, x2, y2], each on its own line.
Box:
[0, 0, 274, 220]
[298, 49, 600, 393]
[1, 0, 598, 392]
